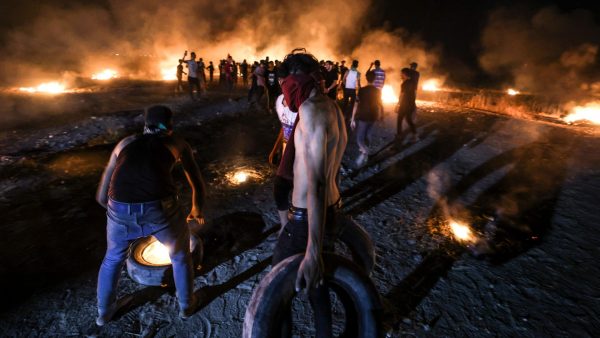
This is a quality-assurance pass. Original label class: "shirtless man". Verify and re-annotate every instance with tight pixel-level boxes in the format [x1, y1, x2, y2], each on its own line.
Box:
[95, 105, 206, 325]
[272, 51, 347, 337]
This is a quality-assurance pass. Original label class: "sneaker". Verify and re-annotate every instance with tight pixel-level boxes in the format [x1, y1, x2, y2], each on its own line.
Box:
[179, 295, 200, 320]
[96, 303, 118, 326]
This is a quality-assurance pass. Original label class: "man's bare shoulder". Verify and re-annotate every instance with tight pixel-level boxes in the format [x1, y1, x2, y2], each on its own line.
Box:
[299, 96, 338, 123]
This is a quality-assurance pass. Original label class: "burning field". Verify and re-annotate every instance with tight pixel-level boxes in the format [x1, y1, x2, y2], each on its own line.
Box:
[0, 0, 599, 337]
[0, 80, 598, 337]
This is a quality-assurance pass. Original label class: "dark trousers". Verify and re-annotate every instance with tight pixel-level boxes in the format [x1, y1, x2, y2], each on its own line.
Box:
[188, 77, 200, 99]
[341, 88, 357, 119]
[397, 108, 417, 135]
[272, 208, 339, 338]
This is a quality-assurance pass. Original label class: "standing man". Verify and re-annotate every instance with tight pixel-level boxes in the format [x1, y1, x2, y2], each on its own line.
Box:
[351, 70, 383, 167]
[241, 59, 249, 87]
[207, 61, 215, 84]
[250, 61, 267, 110]
[270, 50, 348, 337]
[396, 68, 418, 143]
[341, 60, 360, 120]
[180, 51, 200, 100]
[409, 62, 420, 88]
[197, 57, 207, 94]
[176, 60, 187, 94]
[95, 105, 206, 325]
[367, 60, 385, 90]
[322, 60, 339, 100]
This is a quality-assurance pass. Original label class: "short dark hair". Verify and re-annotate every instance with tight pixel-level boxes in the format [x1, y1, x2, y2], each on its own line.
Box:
[365, 70, 376, 83]
[409, 62, 418, 69]
[279, 49, 320, 77]
[145, 105, 173, 130]
[351, 60, 359, 68]
[374, 60, 380, 67]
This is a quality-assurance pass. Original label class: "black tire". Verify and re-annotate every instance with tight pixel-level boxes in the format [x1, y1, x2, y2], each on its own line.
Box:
[337, 216, 376, 275]
[243, 253, 383, 338]
[126, 235, 204, 287]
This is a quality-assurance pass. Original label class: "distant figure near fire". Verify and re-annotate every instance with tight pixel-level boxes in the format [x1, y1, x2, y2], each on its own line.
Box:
[180, 51, 201, 100]
[268, 50, 348, 336]
[176, 60, 187, 93]
[95, 105, 206, 325]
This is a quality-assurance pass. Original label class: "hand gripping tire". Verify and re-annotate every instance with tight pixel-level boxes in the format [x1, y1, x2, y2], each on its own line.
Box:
[337, 215, 376, 275]
[126, 235, 204, 286]
[243, 253, 383, 338]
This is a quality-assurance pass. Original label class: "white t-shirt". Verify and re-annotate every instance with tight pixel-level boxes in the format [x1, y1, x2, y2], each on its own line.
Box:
[345, 69, 359, 89]
[186, 60, 198, 78]
[275, 94, 298, 142]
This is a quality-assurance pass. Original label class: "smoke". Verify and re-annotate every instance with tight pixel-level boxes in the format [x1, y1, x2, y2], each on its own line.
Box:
[0, 0, 440, 88]
[479, 6, 600, 101]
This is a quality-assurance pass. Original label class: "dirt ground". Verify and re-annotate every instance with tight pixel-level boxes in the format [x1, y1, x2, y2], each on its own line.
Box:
[0, 82, 599, 337]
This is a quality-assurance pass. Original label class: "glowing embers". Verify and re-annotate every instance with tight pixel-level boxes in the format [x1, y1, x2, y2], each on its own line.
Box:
[91, 69, 119, 80]
[448, 219, 477, 243]
[506, 88, 520, 96]
[381, 85, 398, 104]
[422, 79, 442, 92]
[140, 236, 171, 266]
[563, 101, 600, 125]
[19, 82, 67, 94]
[226, 168, 263, 185]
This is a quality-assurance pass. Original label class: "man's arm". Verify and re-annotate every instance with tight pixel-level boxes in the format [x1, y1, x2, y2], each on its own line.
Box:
[350, 97, 359, 130]
[295, 105, 328, 292]
[95, 136, 136, 208]
[178, 140, 206, 224]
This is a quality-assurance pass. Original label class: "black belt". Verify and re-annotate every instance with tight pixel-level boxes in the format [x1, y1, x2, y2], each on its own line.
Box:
[288, 198, 342, 222]
[108, 196, 177, 214]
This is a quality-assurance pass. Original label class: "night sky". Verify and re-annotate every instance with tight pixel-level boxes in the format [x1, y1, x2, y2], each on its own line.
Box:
[0, 0, 598, 87]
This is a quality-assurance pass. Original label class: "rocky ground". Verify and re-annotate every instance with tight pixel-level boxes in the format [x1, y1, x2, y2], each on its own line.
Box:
[0, 83, 599, 337]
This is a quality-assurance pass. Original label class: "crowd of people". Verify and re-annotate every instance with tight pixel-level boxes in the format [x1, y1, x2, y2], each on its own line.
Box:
[94, 50, 422, 334]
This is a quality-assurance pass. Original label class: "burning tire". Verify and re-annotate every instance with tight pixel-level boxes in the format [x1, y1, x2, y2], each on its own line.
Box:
[126, 235, 203, 286]
[338, 215, 376, 275]
[243, 253, 383, 338]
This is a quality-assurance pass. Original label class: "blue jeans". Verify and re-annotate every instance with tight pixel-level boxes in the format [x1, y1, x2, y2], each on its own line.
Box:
[97, 197, 193, 315]
[356, 120, 374, 155]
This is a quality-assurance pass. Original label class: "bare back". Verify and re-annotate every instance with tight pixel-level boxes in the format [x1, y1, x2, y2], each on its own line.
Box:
[292, 95, 347, 208]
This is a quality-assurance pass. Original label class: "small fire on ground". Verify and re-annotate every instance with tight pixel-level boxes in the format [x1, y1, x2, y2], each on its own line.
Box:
[381, 85, 398, 104]
[18, 82, 67, 94]
[563, 101, 600, 125]
[91, 69, 119, 80]
[226, 168, 263, 185]
[142, 237, 171, 265]
[507, 88, 520, 96]
[448, 219, 477, 243]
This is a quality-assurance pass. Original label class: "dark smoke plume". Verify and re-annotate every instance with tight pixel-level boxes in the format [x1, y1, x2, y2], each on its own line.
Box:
[479, 6, 600, 101]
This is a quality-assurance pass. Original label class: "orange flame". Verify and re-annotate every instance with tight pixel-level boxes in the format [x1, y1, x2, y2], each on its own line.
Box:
[91, 69, 119, 80]
[448, 220, 477, 243]
[381, 85, 398, 104]
[19, 82, 67, 94]
[563, 101, 600, 124]
[507, 88, 520, 96]
[422, 79, 442, 92]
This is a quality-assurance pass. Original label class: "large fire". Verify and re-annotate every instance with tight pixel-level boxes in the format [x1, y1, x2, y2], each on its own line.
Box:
[141, 237, 171, 265]
[161, 68, 177, 81]
[19, 82, 67, 94]
[91, 69, 119, 80]
[381, 84, 398, 104]
[563, 101, 600, 124]
[448, 220, 477, 243]
[422, 79, 442, 92]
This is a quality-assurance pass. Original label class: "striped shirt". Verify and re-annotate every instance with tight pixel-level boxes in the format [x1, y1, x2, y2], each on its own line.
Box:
[373, 67, 385, 89]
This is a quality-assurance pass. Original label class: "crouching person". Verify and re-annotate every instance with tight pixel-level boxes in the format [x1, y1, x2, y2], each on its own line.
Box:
[95, 105, 206, 325]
